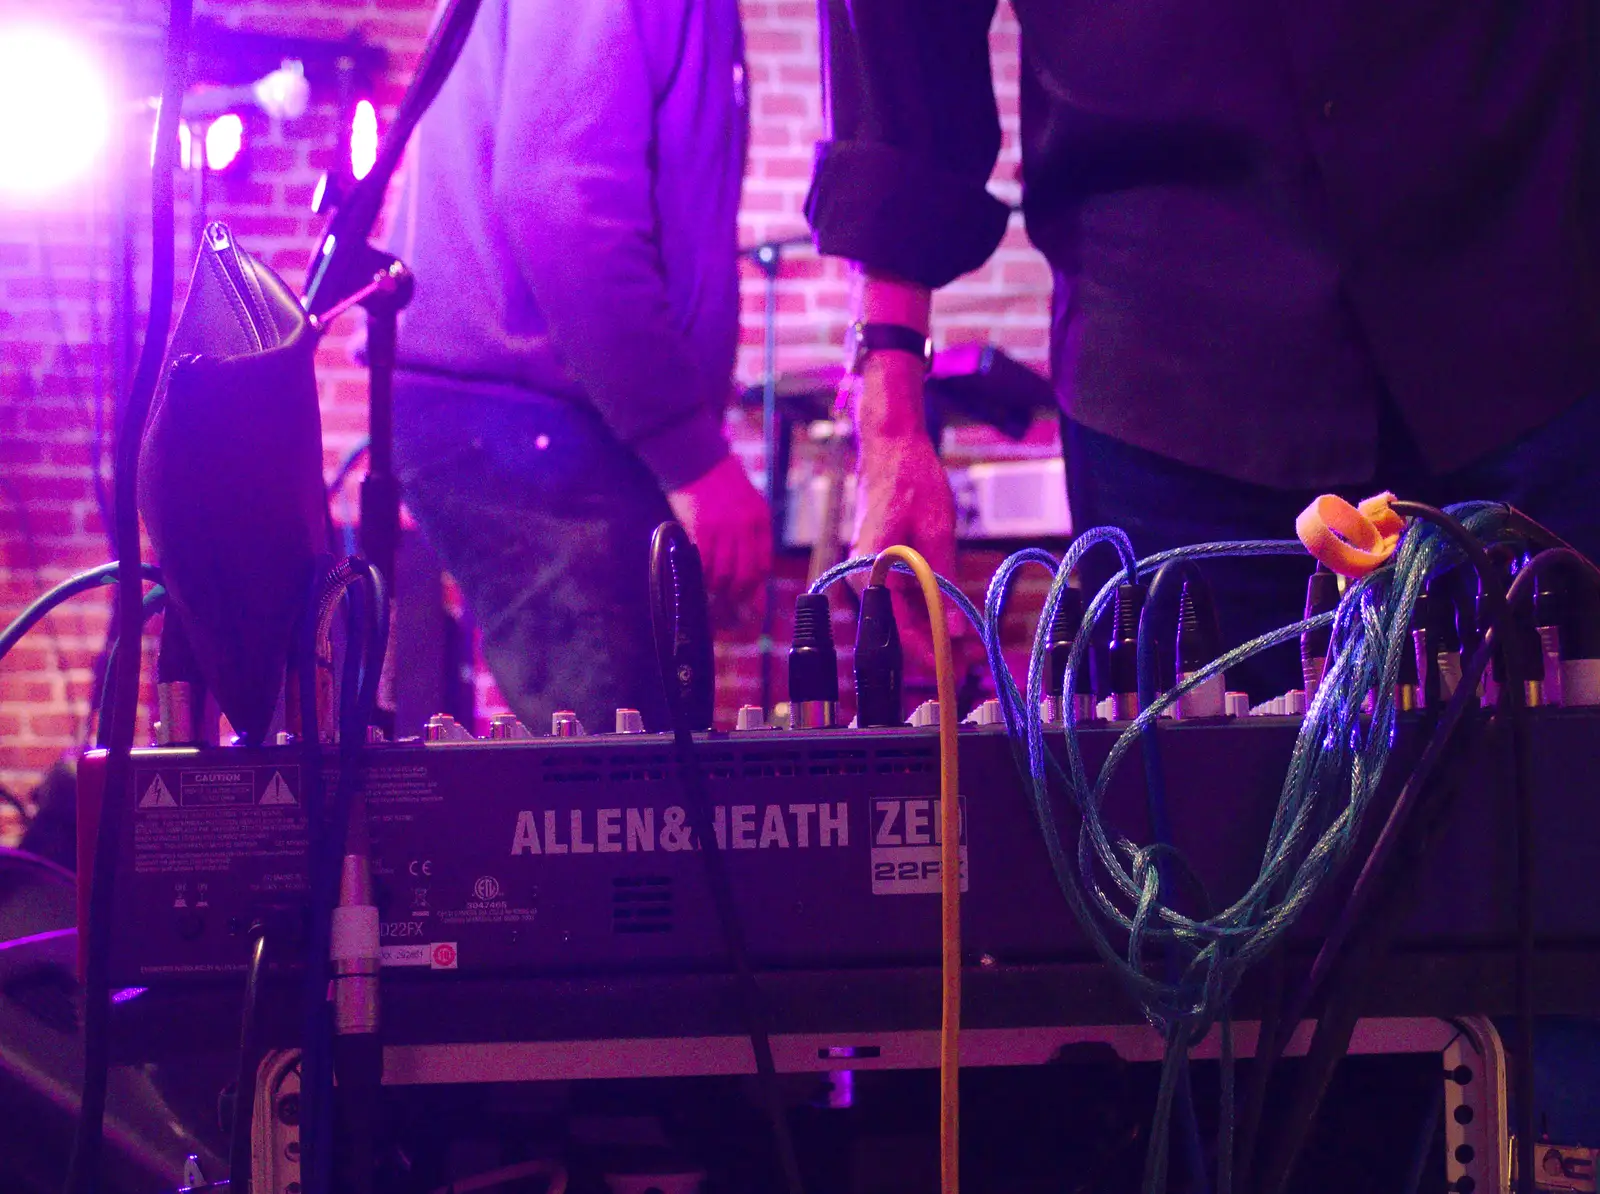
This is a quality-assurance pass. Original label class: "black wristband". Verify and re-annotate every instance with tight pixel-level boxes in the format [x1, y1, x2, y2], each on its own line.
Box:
[844, 320, 933, 375]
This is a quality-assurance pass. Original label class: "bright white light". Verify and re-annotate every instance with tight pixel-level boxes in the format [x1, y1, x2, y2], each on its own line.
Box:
[0, 27, 112, 197]
[351, 99, 377, 181]
[254, 60, 309, 122]
[176, 120, 193, 171]
[206, 113, 244, 171]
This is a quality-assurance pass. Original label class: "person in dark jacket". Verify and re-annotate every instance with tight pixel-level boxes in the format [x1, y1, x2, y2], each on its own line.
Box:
[390, 0, 769, 732]
[807, 0, 1600, 697]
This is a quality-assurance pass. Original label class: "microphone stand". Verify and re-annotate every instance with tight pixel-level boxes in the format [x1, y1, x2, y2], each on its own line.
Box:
[302, 0, 482, 734]
[294, 5, 479, 1186]
[742, 232, 810, 713]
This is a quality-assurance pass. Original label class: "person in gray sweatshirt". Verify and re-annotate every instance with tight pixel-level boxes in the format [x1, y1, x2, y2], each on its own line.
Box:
[389, 0, 770, 733]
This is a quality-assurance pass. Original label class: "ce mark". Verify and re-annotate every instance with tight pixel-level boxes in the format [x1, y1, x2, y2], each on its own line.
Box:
[408, 859, 433, 877]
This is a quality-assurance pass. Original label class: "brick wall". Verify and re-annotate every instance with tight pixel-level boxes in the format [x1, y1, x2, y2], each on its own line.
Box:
[0, 0, 1052, 819]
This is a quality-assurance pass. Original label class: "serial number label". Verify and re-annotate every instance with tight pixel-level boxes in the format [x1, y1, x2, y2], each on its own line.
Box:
[870, 797, 968, 895]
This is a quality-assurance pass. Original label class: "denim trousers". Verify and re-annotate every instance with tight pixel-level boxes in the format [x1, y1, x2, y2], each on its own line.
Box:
[393, 373, 674, 733]
[1066, 390, 1600, 701]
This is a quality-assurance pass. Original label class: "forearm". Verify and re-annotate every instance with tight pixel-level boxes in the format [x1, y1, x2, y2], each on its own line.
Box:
[850, 266, 933, 443]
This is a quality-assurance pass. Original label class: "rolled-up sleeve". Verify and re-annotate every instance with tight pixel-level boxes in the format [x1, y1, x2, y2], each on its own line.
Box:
[493, 0, 729, 491]
[805, 0, 1012, 289]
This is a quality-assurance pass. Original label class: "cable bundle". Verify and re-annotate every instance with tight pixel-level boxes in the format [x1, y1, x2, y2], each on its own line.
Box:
[813, 502, 1555, 1194]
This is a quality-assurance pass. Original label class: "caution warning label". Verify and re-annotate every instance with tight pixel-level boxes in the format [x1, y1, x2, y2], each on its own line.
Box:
[130, 765, 306, 877]
[181, 770, 253, 807]
[258, 771, 297, 806]
[138, 774, 178, 809]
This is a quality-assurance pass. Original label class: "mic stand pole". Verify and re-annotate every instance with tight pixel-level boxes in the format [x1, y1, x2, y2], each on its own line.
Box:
[308, 257, 414, 737]
[739, 232, 812, 715]
[753, 240, 786, 715]
[302, 0, 481, 736]
[188, 122, 207, 272]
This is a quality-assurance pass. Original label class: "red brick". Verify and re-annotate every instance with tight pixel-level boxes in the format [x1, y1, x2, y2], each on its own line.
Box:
[761, 157, 815, 181]
[747, 30, 805, 54]
[757, 94, 811, 119]
[0, 0, 1051, 794]
[21, 711, 76, 741]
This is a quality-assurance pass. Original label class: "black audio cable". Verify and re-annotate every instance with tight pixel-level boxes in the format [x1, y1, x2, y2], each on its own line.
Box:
[1045, 585, 1095, 723]
[297, 557, 387, 1194]
[854, 583, 903, 726]
[1257, 510, 1544, 1194]
[1490, 547, 1600, 1194]
[787, 593, 839, 728]
[156, 607, 207, 744]
[1106, 581, 1147, 720]
[1388, 502, 1504, 649]
[1426, 569, 1466, 702]
[1407, 590, 1436, 708]
[67, 3, 192, 1191]
[229, 926, 268, 1194]
[95, 585, 168, 750]
[330, 560, 385, 1194]
[648, 523, 805, 1194]
[1300, 567, 1340, 702]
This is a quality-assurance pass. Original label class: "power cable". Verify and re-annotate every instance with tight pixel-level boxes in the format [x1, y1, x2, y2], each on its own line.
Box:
[66, 0, 192, 1189]
[649, 522, 805, 1194]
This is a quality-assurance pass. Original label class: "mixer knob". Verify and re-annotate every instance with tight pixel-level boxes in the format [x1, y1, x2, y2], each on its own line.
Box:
[909, 699, 940, 728]
[614, 708, 646, 734]
[487, 713, 533, 740]
[424, 713, 473, 742]
[966, 697, 1003, 727]
[551, 710, 586, 738]
[735, 705, 767, 731]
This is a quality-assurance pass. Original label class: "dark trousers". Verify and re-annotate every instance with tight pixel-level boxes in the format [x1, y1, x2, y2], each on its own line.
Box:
[1066, 390, 1600, 701]
[394, 373, 673, 734]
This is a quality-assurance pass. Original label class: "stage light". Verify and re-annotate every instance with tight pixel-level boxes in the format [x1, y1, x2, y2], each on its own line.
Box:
[205, 113, 244, 172]
[0, 26, 111, 197]
[351, 99, 378, 181]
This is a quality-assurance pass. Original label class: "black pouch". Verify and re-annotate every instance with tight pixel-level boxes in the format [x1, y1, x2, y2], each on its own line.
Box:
[138, 221, 324, 744]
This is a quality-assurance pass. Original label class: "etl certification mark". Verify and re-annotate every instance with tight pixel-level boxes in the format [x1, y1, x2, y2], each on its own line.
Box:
[473, 876, 501, 901]
[430, 942, 458, 970]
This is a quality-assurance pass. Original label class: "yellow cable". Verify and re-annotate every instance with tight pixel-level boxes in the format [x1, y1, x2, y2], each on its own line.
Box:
[869, 546, 960, 1194]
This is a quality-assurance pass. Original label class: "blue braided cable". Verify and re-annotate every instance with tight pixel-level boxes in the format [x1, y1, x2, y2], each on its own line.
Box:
[808, 556, 987, 643]
[809, 511, 1518, 1194]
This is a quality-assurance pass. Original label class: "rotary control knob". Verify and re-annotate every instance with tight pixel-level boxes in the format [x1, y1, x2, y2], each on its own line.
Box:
[735, 705, 767, 731]
[487, 713, 533, 740]
[614, 708, 646, 734]
[423, 713, 473, 742]
[966, 697, 1003, 727]
[551, 710, 586, 738]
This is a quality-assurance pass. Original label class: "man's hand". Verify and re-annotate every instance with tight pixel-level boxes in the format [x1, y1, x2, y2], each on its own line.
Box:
[668, 454, 772, 620]
[850, 353, 980, 690]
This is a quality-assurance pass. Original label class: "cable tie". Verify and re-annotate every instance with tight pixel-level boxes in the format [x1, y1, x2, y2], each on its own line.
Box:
[1295, 492, 1405, 578]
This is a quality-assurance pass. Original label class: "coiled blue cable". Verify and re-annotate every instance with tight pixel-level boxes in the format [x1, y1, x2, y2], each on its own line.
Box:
[806, 509, 1516, 1193]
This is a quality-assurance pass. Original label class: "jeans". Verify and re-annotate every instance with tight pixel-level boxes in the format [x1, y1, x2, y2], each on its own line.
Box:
[394, 374, 674, 733]
[1066, 389, 1600, 701]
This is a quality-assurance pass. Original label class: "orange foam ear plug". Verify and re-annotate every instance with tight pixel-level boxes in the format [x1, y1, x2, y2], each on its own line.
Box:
[1296, 492, 1405, 578]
